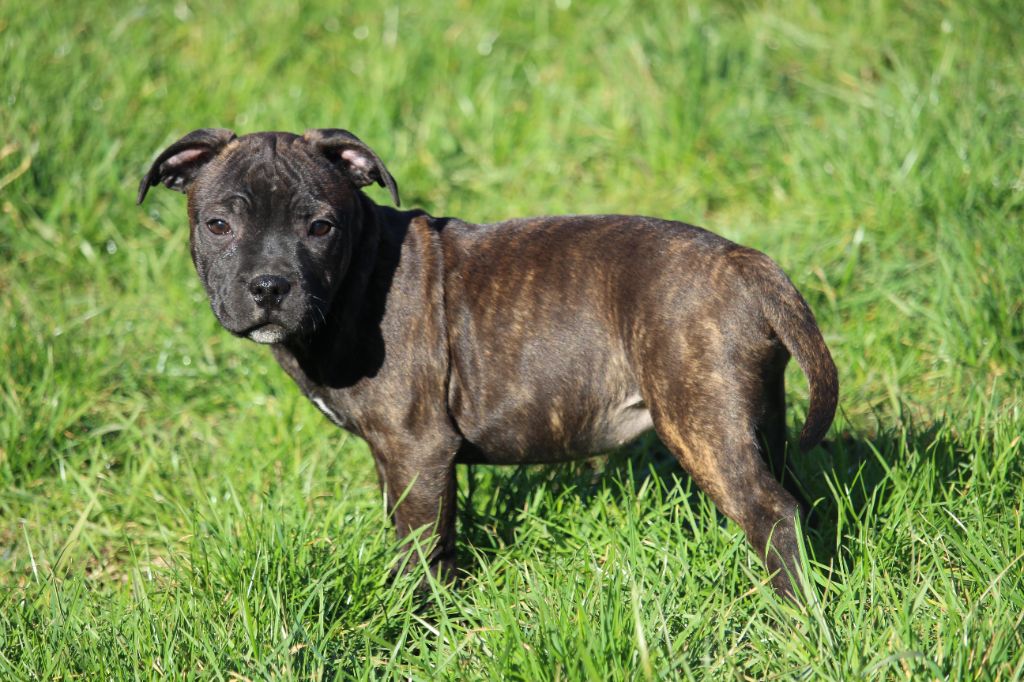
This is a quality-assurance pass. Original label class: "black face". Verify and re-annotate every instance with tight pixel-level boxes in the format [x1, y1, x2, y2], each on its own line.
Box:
[185, 134, 361, 344]
[138, 128, 399, 345]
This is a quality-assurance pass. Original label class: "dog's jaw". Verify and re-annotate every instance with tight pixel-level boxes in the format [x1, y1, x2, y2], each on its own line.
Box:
[248, 324, 287, 344]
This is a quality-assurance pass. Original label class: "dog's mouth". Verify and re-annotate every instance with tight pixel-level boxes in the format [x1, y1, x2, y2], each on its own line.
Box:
[241, 322, 288, 345]
[214, 294, 319, 345]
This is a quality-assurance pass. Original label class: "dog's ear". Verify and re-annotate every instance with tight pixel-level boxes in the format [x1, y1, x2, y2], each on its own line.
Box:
[303, 128, 400, 206]
[137, 128, 237, 204]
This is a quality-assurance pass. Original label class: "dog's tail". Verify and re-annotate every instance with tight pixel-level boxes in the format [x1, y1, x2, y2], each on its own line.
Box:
[743, 249, 838, 452]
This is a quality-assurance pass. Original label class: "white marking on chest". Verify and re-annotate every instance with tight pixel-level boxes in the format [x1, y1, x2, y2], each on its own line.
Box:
[311, 397, 345, 426]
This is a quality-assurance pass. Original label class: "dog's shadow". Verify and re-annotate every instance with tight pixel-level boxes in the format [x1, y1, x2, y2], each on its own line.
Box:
[456, 434, 687, 554]
[455, 418, 957, 583]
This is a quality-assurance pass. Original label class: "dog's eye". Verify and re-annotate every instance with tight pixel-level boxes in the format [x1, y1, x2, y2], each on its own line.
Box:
[206, 218, 231, 235]
[309, 220, 333, 237]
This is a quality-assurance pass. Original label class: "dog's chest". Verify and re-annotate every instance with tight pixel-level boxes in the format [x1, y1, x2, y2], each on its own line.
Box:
[310, 395, 347, 428]
[270, 346, 360, 431]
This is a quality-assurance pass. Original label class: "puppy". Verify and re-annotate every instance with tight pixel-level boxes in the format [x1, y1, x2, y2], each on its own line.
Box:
[138, 128, 838, 598]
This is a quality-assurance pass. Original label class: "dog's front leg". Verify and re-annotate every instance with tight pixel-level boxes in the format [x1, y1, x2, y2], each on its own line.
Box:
[369, 437, 458, 585]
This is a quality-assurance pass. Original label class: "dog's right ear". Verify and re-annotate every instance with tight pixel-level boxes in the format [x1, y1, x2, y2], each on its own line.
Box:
[137, 128, 237, 204]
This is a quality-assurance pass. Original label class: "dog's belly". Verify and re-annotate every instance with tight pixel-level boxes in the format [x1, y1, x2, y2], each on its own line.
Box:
[586, 393, 655, 453]
[454, 391, 654, 465]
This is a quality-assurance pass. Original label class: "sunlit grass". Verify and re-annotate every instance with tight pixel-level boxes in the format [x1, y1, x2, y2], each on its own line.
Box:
[1, 0, 1022, 678]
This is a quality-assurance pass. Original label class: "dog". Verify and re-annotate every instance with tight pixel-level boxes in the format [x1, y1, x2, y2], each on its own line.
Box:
[138, 128, 838, 599]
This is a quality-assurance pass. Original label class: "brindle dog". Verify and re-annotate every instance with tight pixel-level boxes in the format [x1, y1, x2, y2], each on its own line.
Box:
[138, 128, 838, 598]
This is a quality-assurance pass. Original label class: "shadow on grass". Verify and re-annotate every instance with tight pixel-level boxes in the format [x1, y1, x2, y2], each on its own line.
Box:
[455, 419, 965, 587]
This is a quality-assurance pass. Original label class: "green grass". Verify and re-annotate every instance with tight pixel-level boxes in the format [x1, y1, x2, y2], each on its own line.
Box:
[2, 0, 1023, 678]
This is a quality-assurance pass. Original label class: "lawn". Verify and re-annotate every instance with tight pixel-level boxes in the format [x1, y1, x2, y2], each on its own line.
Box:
[1, 0, 1022, 678]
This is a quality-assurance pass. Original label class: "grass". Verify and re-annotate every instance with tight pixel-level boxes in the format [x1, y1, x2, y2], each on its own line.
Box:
[1, 0, 1022, 678]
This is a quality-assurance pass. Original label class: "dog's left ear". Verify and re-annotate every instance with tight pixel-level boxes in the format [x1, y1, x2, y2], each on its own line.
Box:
[137, 128, 237, 204]
[303, 128, 400, 206]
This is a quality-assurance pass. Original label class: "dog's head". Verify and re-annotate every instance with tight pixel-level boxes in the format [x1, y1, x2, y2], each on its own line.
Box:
[138, 128, 399, 344]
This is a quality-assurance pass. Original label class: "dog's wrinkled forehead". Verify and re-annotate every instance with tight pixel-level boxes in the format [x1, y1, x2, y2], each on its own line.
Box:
[191, 133, 350, 212]
[138, 127, 399, 208]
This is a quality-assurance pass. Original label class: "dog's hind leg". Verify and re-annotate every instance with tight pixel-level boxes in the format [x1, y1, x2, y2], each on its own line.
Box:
[652, 396, 806, 600]
[755, 367, 811, 515]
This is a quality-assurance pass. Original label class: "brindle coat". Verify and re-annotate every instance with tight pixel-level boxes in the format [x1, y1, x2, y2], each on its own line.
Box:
[139, 128, 838, 598]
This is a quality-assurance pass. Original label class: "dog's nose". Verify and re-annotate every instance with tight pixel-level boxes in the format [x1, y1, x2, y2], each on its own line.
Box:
[248, 274, 292, 308]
